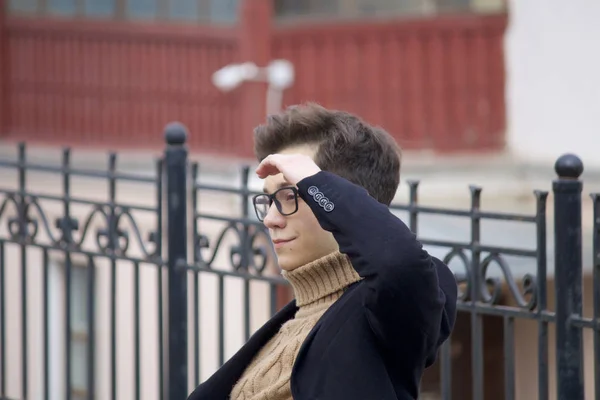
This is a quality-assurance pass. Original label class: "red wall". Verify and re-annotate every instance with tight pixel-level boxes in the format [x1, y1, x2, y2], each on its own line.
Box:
[273, 14, 507, 152]
[3, 17, 242, 154]
[0, 0, 507, 156]
[0, 0, 7, 135]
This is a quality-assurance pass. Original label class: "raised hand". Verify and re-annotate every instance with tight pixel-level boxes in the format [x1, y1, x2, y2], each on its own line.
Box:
[255, 154, 321, 185]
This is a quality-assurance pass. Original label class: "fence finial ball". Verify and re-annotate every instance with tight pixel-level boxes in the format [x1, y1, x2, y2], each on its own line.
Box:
[164, 122, 188, 145]
[554, 153, 583, 179]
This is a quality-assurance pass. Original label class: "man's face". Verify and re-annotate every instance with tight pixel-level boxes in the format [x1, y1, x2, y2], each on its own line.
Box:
[261, 144, 339, 271]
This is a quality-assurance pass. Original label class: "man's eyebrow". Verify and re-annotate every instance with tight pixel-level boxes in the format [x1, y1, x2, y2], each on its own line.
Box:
[262, 181, 292, 194]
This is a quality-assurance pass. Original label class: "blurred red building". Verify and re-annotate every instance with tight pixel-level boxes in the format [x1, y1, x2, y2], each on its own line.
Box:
[0, 0, 507, 158]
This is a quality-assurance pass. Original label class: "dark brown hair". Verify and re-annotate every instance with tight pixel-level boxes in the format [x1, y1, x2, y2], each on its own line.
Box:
[254, 102, 401, 205]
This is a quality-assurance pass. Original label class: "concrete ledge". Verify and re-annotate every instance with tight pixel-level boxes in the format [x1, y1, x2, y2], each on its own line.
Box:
[2, 141, 600, 205]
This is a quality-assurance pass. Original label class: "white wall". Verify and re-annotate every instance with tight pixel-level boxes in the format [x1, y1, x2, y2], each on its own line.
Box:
[505, 0, 600, 169]
[0, 164, 278, 400]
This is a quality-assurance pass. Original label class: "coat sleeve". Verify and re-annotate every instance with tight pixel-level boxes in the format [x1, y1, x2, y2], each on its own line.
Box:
[296, 171, 455, 357]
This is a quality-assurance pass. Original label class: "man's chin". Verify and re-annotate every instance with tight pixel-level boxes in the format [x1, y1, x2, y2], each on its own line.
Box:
[279, 263, 301, 272]
[276, 254, 302, 272]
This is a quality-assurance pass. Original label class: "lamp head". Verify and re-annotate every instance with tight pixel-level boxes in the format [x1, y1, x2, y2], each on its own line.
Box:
[211, 62, 260, 91]
[267, 59, 294, 89]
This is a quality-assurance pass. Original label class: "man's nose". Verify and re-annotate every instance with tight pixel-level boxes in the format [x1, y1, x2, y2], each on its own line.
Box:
[263, 203, 286, 229]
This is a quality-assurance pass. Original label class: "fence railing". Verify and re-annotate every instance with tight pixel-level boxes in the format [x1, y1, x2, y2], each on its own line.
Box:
[0, 123, 598, 400]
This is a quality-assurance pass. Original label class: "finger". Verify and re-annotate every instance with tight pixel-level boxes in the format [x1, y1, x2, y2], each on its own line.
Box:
[256, 165, 280, 179]
[255, 155, 273, 175]
[259, 154, 286, 168]
[256, 155, 282, 178]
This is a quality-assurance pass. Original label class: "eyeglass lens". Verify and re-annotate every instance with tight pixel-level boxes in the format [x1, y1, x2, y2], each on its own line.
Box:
[254, 188, 297, 220]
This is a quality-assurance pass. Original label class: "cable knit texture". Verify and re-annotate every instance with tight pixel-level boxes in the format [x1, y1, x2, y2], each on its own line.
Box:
[230, 251, 362, 400]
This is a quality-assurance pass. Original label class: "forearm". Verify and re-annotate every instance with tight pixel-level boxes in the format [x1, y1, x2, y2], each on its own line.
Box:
[296, 171, 444, 335]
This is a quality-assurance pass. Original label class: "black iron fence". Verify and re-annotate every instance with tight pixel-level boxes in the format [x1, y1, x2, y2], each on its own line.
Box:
[0, 123, 598, 400]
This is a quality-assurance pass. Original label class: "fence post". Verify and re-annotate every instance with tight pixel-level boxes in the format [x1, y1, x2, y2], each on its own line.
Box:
[164, 122, 189, 400]
[553, 153, 584, 399]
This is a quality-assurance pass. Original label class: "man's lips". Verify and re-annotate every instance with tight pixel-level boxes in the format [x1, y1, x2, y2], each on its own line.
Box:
[272, 238, 295, 248]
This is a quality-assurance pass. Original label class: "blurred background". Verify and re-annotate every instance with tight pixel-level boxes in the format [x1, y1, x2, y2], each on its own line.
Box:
[2, 0, 600, 199]
[0, 1, 599, 399]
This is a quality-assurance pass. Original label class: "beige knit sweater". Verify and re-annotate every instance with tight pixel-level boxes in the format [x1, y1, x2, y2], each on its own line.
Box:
[230, 251, 362, 400]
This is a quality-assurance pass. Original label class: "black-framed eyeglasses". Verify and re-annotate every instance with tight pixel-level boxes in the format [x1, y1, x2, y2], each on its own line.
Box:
[252, 186, 299, 222]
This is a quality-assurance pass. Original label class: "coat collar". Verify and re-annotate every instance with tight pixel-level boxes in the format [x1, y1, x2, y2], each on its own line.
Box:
[188, 300, 298, 400]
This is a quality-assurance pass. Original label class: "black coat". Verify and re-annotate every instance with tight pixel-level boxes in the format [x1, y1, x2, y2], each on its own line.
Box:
[188, 171, 458, 400]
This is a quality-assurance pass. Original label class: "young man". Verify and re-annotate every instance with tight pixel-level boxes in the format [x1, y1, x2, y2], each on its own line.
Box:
[188, 103, 457, 400]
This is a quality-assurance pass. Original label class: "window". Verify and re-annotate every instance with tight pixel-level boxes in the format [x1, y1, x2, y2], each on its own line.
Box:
[47, 0, 77, 15]
[436, 0, 472, 12]
[84, 0, 117, 17]
[126, 0, 159, 19]
[207, 0, 239, 23]
[169, 0, 199, 21]
[355, 0, 428, 16]
[273, 0, 506, 20]
[69, 264, 92, 400]
[274, 0, 337, 18]
[8, 0, 38, 13]
[49, 259, 94, 399]
[7, 0, 240, 23]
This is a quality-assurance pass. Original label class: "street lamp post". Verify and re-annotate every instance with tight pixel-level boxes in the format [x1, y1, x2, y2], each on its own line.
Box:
[211, 60, 295, 223]
[211, 59, 295, 114]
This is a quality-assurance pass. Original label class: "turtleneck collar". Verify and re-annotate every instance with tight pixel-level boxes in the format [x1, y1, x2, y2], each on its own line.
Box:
[281, 251, 362, 307]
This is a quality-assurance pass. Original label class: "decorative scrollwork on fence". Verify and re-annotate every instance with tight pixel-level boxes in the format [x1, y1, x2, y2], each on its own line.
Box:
[442, 248, 471, 302]
[2, 194, 39, 242]
[442, 247, 537, 310]
[480, 253, 537, 310]
[0, 192, 161, 261]
[90, 205, 160, 259]
[194, 221, 274, 275]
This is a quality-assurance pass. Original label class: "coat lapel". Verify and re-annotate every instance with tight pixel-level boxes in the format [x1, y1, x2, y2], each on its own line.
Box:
[188, 300, 298, 400]
[290, 280, 361, 397]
